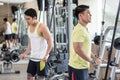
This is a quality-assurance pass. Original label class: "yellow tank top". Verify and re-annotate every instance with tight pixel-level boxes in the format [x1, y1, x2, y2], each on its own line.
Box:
[12, 22, 18, 34]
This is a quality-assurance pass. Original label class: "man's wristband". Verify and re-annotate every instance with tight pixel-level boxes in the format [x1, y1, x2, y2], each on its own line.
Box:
[91, 59, 96, 64]
[45, 55, 49, 59]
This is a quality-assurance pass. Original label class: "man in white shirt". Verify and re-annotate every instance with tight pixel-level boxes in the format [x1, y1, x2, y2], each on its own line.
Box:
[3, 18, 12, 49]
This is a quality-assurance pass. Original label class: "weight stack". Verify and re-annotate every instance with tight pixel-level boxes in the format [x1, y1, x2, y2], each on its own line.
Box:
[55, 53, 69, 73]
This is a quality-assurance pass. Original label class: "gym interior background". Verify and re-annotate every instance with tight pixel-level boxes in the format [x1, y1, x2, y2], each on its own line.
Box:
[0, 0, 120, 80]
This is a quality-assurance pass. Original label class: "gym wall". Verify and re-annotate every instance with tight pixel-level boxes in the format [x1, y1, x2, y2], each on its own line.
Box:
[0, 4, 12, 32]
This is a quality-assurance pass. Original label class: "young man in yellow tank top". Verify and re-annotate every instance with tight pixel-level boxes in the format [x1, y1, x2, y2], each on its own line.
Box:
[68, 5, 101, 80]
[11, 18, 18, 47]
[19, 8, 53, 80]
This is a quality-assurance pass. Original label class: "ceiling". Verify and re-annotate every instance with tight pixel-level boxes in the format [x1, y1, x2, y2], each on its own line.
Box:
[0, 0, 119, 24]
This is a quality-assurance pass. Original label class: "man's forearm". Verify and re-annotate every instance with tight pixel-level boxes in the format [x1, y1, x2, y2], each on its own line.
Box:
[76, 49, 92, 63]
[45, 39, 53, 58]
[23, 47, 30, 55]
[23, 41, 31, 55]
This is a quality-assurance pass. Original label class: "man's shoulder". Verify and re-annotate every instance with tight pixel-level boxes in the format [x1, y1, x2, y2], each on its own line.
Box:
[39, 22, 46, 27]
[39, 23, 48, 30]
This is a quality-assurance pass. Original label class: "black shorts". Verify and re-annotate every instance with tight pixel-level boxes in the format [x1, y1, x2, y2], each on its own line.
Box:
[27, 60, 47, 77]
[5, 34, 11, 40]
[68, 65, 89, 80]
[12, 33, 18, 39]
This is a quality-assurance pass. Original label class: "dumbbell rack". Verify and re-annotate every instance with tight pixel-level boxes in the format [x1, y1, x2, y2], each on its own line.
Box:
[93, 26, 120, 80]
[1, 61, 13, 74]
[0, 48, 20, 74]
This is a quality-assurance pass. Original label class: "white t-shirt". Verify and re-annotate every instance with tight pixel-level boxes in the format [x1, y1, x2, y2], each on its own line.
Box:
[5, 22, 12, 34]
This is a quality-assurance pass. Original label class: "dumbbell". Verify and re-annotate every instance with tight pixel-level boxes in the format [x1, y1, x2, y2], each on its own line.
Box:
[10, 49, 20, 62]
[1, 44, 8, 51]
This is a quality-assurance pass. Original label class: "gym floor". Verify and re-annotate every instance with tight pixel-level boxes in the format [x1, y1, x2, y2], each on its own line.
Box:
[0, 60, 28, 80]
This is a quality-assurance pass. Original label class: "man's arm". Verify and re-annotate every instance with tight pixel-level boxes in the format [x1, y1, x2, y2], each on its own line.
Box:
[91, 52, 101, 65]
[73, 42, 93, 63]
[4, 24, 7, 32]
[19, 40, 31, 59]
[23, 40, 31, 55]
[73, 42, 101, 67]
[40, 24, 53, 61]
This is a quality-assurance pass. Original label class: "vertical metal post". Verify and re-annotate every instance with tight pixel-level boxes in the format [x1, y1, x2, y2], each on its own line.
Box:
[68, 0, 73, 42]
[68, 0, 76, 52]
[104, 0, 120, 79]
[42, 0, 45, 24]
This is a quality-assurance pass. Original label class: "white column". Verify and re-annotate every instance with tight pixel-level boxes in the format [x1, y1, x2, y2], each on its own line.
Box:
[68, 0, 76, 42]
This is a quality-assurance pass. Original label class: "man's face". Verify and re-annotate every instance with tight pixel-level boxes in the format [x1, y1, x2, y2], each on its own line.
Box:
[79, 9, 92, 23]
[24, 15, 35, 26]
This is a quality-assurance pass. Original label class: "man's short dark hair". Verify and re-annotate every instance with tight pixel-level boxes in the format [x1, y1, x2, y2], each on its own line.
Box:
[75, 5, 89, 19]
[3, 18, 8, 22]
[13, 18, 16, 22]
[24, 8, 37, 18]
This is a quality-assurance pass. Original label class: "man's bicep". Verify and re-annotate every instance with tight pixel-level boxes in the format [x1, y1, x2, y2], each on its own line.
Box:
[42, 26, 51, 40]
[73, 42, 83, 53]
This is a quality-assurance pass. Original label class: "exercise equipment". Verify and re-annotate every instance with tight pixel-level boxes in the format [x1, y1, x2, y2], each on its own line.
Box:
[114, 37, 120, 50]
[11, 5, 18, 15]
[21, 34, 28, 46]
[10, 49, 20, 62]
[0, 44, 20, 62]
[0, 31, 4, 44]
[0, 43, 27, 74]
[45, 52, 69, 80]
[90, 0, 120, 79]
[0, 44, 21, 74]
[98, 0, 107, 57]
[73, 10, 78, 26]
[109, 50, 120, 80]
[104, 0, 120, 79]
[1, 44, 8, 51]
[93, 35, 104, 45]
[37, 0, 49, 11]
[91, 26, 120, 80]
[56, 31, 66, 43]
[91, 50, 120, 80]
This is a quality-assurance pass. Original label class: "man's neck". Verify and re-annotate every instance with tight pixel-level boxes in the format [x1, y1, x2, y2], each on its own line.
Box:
[78, 20, 87, 27]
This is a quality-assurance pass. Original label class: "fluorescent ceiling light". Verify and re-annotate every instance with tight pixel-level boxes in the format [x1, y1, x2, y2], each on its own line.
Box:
[0, 0, 34, 4]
